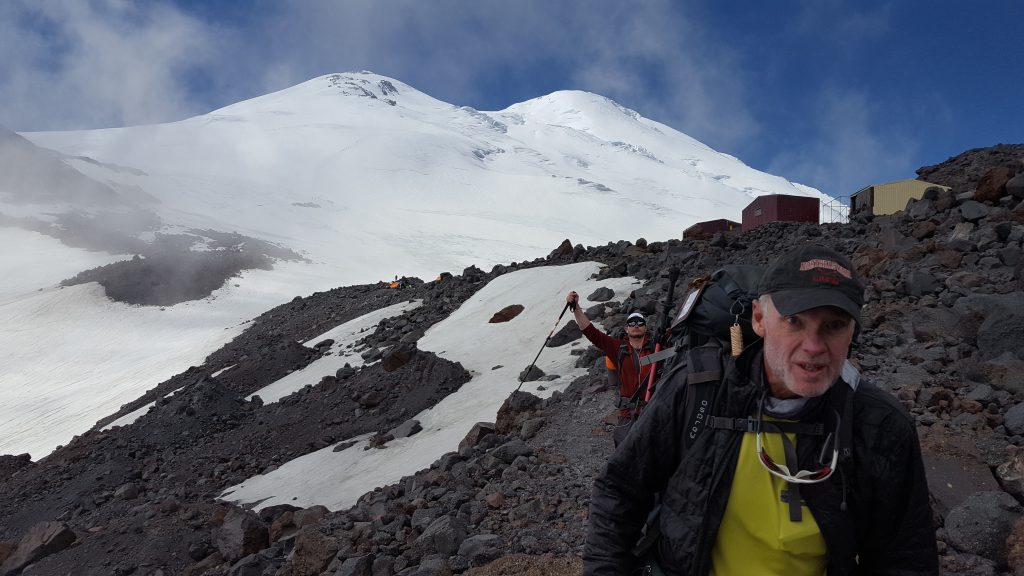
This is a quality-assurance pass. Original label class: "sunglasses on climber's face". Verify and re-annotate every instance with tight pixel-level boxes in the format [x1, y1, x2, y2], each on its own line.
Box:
[626, 320, 646, 327]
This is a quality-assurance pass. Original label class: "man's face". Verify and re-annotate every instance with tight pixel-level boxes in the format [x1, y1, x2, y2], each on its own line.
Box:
[625, 319, 647, 339]
[752, 295, 855, 399]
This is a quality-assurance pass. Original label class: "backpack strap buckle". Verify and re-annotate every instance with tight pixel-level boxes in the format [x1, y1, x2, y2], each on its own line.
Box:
[706, 416, 758, 432]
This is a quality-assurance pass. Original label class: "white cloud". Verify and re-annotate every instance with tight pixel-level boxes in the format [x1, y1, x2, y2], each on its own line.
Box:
[561, 1, 759, 149]
[0, 0, 219, 130]
[0, 0, 760, 154]
[767, 88, 918, 198]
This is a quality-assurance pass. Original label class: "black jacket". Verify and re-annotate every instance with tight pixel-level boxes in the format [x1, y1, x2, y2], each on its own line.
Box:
[583, 344, 938, 576]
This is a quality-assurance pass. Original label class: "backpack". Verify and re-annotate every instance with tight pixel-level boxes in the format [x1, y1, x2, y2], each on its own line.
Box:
[639, 264, 763, 450]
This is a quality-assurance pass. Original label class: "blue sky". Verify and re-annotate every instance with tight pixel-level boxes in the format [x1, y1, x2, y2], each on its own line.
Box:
[1, 0, 1020, 198]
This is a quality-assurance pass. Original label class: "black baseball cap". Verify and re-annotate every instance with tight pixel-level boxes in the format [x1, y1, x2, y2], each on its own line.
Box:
[758, 245, 864, 324]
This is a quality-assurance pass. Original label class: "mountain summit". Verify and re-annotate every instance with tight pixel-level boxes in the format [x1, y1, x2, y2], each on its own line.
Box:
[1, 71, 830, 458]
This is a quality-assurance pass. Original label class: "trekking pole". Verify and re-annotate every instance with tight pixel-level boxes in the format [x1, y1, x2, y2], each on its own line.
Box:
[643, 267, 680, 402]
[516, 301, 573, 392]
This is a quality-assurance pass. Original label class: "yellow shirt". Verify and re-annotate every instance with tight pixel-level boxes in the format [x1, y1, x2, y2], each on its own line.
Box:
[710, 425, 827, 576]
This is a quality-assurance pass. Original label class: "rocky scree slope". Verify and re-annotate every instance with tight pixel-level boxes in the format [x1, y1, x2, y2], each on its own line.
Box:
[2, 145, 1024, 574]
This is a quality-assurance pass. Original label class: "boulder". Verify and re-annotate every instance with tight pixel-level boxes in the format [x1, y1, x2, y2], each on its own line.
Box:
[508, 498, 543, 526]
[491, 438, 533, 464]
[494, 391, 542, 434]
[114, 482, 140, 500]
[549, 239, 573, 258]
[520, 417, 545, 439]
[360, 347, 383, 362]
[947, 222, 976, 252]
[488, 304, 524, 323]
[945, 490, 1023, 564]
[462, 265, 484, 280]
[411, 507, 443, 532]
[546, 321, 582, 347]
[1006, 402, 1024, 436]
[910, 307, 958, 342]
[269, 511, 297, 543]
[904, 271, 941, 297]
[293, 506, 328, 529]
[910, 221, 937, 240]
[959, 200, 991, 222]
[357, 390, 386, 408]
[381, 344, 417, 372]
[934, 249, 964, 269]
[417, 516, 468, 556]
[587, 287, 615, 302]
[313, 338, 335, 351]
[457, 534, 503, 567]
[980, 353, 1024, 395]
[335, 555, 373, 576]
[974, 166, 1017, 203]
[517, 365, 545, 382]
[288, 526, 340, 576]
[0, 522, 76, 576]
[258, 504, 301, 527]
[459, 422, 495, 451]
[1007, 173, 1024, 200]
[953, 293, 1024, 342]
[976, 314, 1024, 361]
[908, 197, 936, 220]
[0, 454, 32, 483]
[214, 508, 268, 562]
[391, 419, 423, 438]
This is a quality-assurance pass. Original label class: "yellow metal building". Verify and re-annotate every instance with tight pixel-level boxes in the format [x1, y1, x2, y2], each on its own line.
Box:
[850, 179, 950, 215]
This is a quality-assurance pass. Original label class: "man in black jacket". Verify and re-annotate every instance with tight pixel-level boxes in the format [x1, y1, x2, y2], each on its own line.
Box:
[584, 245, 938, 576]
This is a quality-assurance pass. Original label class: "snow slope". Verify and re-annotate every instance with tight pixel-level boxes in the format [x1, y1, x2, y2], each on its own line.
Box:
[222, 263, 639, 511]
[2, 71, 834, 458]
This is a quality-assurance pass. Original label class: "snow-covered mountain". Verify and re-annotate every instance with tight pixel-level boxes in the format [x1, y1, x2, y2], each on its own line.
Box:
[0, 71, 833, 458]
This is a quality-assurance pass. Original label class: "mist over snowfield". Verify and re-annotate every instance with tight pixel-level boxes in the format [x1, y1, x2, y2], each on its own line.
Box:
[0, 71, 834, 458]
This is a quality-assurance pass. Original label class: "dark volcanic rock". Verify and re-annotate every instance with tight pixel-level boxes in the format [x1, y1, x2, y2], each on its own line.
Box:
[587, 287, 615, 302]
[215, 507, 268, 562]
[0, 455, 32, 483]
[546, 321, 582, 347]
[488, 304, 524, 323]
[382, 343, 417, 372]
[0, 522, 76, 575]
[517, 365, 545, 382]
[945, 491, 1023, 564]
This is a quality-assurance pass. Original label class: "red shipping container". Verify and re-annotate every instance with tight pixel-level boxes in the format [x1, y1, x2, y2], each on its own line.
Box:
[741, 194, 819, 232]
[682, 219, 741, 239]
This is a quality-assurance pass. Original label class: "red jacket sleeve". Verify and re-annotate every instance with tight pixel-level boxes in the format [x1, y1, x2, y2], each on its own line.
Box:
[581, 323, 620, 359]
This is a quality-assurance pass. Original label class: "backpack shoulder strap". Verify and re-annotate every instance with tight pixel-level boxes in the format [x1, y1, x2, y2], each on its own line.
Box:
[681, 343, 725, 451]
[632, 342, 726, 559]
